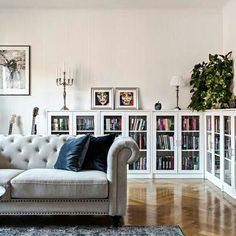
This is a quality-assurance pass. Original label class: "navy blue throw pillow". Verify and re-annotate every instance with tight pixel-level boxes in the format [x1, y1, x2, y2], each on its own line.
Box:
[54, 135, 91, 172]
[82, 134, 116, 173]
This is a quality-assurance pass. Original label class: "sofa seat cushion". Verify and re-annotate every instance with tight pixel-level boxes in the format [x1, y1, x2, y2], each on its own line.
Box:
[10, 169, 108, 199]
[0, 169, 24, 200]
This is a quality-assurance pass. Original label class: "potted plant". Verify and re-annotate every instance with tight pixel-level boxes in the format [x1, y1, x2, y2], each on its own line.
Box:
[229, 95, 236, 108]
[188, 52, 234, 111]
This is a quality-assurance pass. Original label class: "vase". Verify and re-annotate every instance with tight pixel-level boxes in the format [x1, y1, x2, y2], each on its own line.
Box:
[155, 101, 162, 110]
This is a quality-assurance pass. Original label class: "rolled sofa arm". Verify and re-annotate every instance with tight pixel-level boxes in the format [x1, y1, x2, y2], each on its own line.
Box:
[107, 136, 140, 216]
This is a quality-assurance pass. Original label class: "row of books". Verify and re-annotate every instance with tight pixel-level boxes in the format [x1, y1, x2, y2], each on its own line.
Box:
[182, 155, 199, 170]
[224, 117, 231, 135]
[157, 156, 174, 170]
[182, 116, 199, 131]
[105, 118, 122, 131]
[130, 133, 147, 149]
[77, 118, 94, 130]
[156, 135, 174, 150]
[214, 117, 220, 133]
[129, 157, 147, 170]
[52, 117, 69, 131]
[182, 134, 199, 150]
[129, 118, 146, 131]
[207, 134, 212, 150]
[215, 135, 220, 154]
[206, 117, 212, 131]
[156, 118, 174, 131]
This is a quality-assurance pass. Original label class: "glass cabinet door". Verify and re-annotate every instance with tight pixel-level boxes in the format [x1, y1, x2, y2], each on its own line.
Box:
[155, 116, 175, 172]
[76, 115, 95, 135]
[103, 115, 123, 136]
[181, 116, 200, 171]
[128, 115, 148, 171]
[50, 115, 70, 135]
[214, 116, 221, 179]
[206, 116, 212, 173]
[223, 116, 232, 186]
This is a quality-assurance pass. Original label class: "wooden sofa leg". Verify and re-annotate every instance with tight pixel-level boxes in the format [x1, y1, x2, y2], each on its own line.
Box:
[112, 216, 121, 227]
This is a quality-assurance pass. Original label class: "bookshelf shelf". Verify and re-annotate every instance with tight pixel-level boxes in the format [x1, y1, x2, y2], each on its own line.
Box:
[156, 149, 174, 151]
[182, 149, 199, 152]
[51, 130, 69, 133]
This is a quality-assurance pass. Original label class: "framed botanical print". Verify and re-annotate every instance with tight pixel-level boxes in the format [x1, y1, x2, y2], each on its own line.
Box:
[91, 87, 114, 110]
[115, 87, 139, 110]
[0, 45, 30, 95]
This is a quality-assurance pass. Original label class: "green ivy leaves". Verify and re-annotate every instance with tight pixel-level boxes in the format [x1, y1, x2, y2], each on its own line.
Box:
[188, 52, 234, 111]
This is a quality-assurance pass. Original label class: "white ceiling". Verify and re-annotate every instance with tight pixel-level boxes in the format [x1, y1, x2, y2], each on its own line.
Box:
[0, 0, 227, 9]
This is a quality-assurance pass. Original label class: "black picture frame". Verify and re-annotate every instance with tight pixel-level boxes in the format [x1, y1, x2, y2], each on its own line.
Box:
[0, 45, 30, 95]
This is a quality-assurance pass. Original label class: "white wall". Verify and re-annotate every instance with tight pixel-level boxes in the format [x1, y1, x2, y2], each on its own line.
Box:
[0, 8, 222, 134]
[223, 0, 236, 93]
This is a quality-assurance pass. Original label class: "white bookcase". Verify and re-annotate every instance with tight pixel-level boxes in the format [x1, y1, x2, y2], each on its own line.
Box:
[47, 111, 98, 136]
[205, 110, 236, 199]
[126, 111, 151, 178]
[100, 111, 152, 178]
[152, 111, 204, 178]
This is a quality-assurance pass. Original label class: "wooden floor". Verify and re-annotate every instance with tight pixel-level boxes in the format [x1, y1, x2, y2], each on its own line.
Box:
[0, 179, 235, 236]
[125, 179, 236, 236]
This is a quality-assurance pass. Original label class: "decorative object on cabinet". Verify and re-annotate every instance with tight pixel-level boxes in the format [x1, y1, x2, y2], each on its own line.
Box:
[115, 87, 139, 110]
[91, 87, 114, 110]
[170, 75, 185, 110]
[154, 101, 162, 110]
[188, 52, 233, 111]
[56, 65, 74, 110]
[0, 45, 30, 95]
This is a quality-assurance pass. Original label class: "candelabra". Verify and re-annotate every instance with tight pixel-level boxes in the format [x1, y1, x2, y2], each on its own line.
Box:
[56, 71, 74, 110]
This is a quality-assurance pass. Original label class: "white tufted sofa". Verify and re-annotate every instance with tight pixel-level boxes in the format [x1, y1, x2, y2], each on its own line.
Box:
[0, 135, 139, 222]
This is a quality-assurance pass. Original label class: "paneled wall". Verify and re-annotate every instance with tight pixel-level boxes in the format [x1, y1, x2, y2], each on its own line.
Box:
[0, 8, 222, 134]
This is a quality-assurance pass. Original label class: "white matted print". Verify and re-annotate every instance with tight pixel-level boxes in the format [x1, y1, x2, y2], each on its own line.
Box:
[115, 87, 139, 110]
[91, 87, 114, 110]
[0, 45, 30, 95]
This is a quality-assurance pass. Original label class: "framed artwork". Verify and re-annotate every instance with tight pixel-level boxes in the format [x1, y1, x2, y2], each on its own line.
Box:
[91, 87, 114, 110]
[0, 45, 30, 95]
[115, 87, 139, 110]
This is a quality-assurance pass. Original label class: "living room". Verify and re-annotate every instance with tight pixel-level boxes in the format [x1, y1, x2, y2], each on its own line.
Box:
[0, 0, 236, 235]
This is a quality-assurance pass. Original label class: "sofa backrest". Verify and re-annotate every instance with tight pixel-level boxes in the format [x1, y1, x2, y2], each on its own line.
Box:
[0, 135, 70, 170]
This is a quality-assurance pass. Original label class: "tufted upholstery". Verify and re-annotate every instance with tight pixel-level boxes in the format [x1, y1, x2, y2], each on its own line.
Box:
[0, 135, 73, 170]
[0, 134, 140, 217]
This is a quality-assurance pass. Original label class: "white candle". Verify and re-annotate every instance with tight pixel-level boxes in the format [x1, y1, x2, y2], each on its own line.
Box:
[63, 62, 65, 72]
[56, 67, 58, 78]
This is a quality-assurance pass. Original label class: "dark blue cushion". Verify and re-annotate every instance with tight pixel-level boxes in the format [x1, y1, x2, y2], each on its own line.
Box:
[54, 135, 91, 172]
[82, 134, 116, 173]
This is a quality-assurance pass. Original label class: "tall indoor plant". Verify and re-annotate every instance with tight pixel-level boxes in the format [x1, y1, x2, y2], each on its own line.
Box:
[188, 52, 234, 111]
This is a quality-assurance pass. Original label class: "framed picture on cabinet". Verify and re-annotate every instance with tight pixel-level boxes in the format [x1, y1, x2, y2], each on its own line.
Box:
[0, 45, 30, 95]
[91, 87, 114, 110]
[115, 87, 139, 110]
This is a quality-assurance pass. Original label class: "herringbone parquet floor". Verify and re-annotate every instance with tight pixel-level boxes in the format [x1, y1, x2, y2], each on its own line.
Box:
[124, 179, 236, 236]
